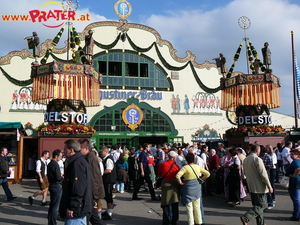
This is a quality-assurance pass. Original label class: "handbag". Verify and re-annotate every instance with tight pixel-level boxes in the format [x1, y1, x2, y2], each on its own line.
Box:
[280, 175, 290, 188]
[156, 162, 175, 188]
[189, 165, 204, 185]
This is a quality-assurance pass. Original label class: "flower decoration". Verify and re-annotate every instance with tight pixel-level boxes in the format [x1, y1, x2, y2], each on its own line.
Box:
[36, 123, 96, 135]
[226, 125, 285, 136]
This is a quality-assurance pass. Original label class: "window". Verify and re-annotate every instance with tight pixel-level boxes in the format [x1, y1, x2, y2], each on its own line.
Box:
[108, 62, 122, 76]
[95, 51, 171, 90]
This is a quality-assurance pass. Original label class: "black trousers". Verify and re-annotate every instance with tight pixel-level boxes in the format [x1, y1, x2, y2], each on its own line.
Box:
[133, 171, 155, 199]
[162, 202, 179, 225]
[87, 208, 107, 225]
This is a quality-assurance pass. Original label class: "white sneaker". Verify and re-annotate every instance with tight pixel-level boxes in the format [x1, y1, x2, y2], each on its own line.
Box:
[120, 191, 124, 193]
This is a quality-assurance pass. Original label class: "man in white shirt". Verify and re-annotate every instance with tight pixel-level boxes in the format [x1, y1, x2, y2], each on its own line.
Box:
[110, 145, 120, 163]
[28, 150, 50, 206]
[282, 141, 293, 174]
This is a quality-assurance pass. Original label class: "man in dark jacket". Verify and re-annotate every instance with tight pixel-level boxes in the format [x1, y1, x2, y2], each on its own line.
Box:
[79, 138, 106, 225]
[59, 139, 93, 224]
[0, 147, 17, 203]
[132, 143, 159, 201]
[47, 149, 63, 225]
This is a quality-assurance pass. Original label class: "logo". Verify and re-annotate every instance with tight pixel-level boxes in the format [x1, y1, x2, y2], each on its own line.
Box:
[114, 0, 132, 20]
[122, 104, 143, 130]
[1, 1, 90, 28]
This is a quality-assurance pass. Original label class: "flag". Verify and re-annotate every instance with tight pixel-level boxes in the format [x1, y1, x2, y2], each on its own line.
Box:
[295, 53, 300, 103]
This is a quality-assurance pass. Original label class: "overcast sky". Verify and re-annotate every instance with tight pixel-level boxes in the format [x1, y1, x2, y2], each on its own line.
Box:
[0, 0, 300, 117]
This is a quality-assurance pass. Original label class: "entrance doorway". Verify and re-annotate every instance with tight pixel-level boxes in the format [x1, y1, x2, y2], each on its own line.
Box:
[136, 137, 168, 147]
[22, 138, 38, 178]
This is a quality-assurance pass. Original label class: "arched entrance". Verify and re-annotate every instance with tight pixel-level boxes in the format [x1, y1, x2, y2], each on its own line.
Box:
[89, 97, 180, 150]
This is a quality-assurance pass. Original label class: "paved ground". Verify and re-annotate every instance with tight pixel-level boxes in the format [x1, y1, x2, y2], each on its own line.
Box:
[0, 182, 296, 225]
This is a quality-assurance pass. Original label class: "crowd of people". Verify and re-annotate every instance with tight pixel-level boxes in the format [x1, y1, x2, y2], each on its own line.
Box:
[1, 139, 300, 225]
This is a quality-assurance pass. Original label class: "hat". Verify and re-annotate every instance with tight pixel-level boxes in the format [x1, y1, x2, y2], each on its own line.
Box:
[168, 151, 178, 158]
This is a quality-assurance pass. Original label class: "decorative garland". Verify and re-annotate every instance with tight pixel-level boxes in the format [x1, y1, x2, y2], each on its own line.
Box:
[248, 41, 258, 57]
[227, 43, 242, 78]
[46, 99, 87, 113]
[2, 29, 221, 93]
[247, 44, 255, 74]
[36, 123, 96, 135]
[227, 41, 269, 76]
[126, 33, 155, 52]
[41, 27, 65, 65]
[226, 125, 285, 136]
[70, 30, 75, 50]
[126, 33, 221, 93]
[72, 26, 81, 45]
[0, 67, 33, 86]
[154, 44, 190, 71]
[189, 62, 222, 93]
[248, 41, 266, 73]
[94, 33, 121, 49]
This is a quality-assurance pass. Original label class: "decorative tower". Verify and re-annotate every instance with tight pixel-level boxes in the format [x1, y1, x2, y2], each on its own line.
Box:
[221, 16, 285, 147]
[30, 2, 101, 136]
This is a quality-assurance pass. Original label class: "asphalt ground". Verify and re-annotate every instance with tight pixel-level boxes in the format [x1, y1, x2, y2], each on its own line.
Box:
[0, 182, 296, 225]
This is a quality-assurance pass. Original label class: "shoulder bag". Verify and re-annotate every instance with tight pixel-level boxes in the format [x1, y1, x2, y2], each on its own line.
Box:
[189, 164, 205, 185]
[156, 162, 175, 188]
[280, 175, 290, 188]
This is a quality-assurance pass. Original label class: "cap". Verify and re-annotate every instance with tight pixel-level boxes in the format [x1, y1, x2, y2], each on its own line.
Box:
[168, 151, 178, 158]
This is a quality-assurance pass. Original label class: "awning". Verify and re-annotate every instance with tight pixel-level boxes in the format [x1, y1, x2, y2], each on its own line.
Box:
[0, 122, 23, 129]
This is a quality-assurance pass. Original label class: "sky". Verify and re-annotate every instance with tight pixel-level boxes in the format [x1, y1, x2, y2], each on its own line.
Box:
[0, 0, 300, 118]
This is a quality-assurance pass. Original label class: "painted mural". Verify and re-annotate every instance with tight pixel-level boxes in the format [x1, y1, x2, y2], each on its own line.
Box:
[171, 92, 221, 115]
[10, 87, 46, 112]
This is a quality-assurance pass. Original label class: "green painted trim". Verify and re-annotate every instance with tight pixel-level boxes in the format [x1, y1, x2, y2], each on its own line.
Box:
[89, 97, 178, 136]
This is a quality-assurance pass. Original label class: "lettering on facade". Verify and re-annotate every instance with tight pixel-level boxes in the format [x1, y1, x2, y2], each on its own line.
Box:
[100, 89, 163, 101]
[44, 112, 88, 124]
[237, 115, 272, 125]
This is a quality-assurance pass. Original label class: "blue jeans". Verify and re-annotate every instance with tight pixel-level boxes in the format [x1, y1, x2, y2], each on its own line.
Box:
[288, 188, 300, 219]
[116, 181, 125, 192]
[48, 184, 62, 225]
[266, 193, 274, 207]
[64, 216, 87, 225]
[0, 177, 13, 199]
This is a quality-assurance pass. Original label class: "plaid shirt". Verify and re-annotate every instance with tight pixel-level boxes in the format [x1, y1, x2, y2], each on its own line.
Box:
[262, 153, 273, 171]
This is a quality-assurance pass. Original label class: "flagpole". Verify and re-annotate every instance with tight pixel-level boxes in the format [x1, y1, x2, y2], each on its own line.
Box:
[291, 30, 299, 128]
